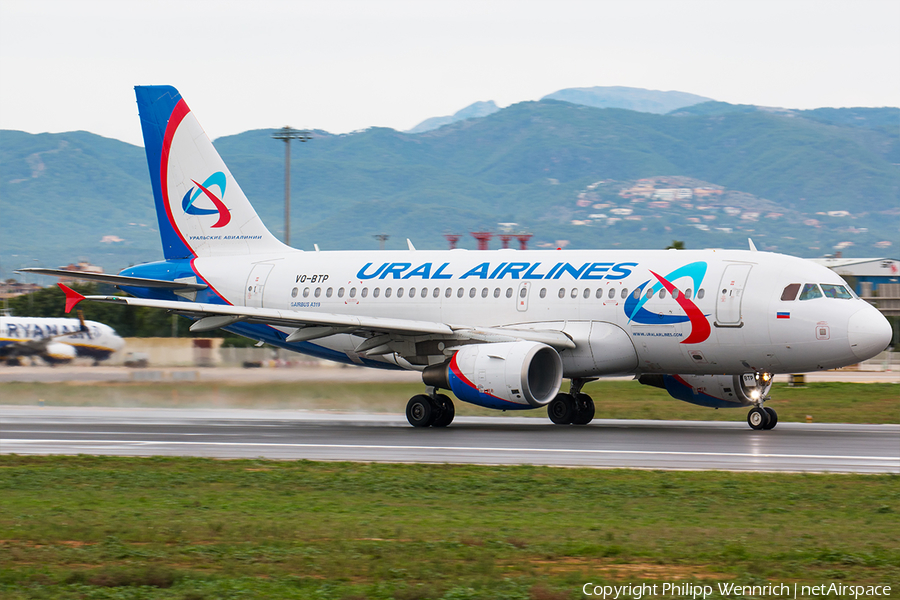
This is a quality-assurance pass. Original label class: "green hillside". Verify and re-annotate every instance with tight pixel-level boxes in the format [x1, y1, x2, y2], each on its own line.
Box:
[2, 100, 898, 279]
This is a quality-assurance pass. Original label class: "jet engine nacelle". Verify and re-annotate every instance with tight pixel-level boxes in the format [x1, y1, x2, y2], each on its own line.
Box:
[44, 342, 77, 363]
[423, 341, 563, 410]
[639, 372, 773, 409]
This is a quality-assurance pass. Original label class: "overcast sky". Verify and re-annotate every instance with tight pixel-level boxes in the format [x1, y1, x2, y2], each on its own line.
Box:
[1, 0, 897, 146]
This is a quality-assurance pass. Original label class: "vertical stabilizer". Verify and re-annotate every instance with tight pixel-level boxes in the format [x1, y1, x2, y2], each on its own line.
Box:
[135, 86, 288, 259]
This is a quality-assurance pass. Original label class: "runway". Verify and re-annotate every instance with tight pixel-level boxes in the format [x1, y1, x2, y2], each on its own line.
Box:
[2, 406, 897, 473]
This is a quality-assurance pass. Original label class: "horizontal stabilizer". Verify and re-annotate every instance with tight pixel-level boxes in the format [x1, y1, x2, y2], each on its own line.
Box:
[18, 268, 208, 291]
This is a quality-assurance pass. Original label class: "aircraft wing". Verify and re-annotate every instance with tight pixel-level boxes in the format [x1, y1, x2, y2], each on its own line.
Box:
[60, 286, 574, 352]
[17, 268, 208, 291]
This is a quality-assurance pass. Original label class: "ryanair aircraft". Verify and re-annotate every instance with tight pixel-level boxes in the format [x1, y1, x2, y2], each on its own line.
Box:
[24, 86, 892, 429]
[0, 314, 124, 365]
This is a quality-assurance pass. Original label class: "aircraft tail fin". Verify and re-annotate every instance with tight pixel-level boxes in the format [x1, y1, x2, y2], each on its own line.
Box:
[135, 86, 288, 260]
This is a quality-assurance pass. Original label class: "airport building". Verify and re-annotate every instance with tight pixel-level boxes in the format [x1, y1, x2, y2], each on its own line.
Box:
[812, 257, 900, 317]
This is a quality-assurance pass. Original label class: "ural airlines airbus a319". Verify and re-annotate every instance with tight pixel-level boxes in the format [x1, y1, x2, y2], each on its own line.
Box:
[25, 86, 892, 429]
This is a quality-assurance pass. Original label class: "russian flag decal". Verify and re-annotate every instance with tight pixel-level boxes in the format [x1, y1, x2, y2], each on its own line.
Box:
[776, 312, 790, 319]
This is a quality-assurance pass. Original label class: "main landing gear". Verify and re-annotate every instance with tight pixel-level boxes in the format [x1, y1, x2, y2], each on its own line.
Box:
[548, 379, 596, 425]
[406, 390, 455, 428]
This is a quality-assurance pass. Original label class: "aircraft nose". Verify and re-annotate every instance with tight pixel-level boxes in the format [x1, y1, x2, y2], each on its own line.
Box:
[847, 305, 893, 361]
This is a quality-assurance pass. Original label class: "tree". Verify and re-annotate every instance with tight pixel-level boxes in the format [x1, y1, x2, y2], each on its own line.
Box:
[666, 240, 685, 250]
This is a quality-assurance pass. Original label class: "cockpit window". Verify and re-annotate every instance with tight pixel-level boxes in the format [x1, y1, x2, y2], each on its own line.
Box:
[821, 284, 852, 299]
[798, 283, 823, 300]
[781, 283, 801, 301]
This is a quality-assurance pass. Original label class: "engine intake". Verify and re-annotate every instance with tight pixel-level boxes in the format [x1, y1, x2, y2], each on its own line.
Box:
[423, 341, 563, 410]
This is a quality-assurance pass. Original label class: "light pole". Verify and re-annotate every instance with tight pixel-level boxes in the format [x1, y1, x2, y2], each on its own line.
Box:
[373, 234, 390, 251]
[272, 126, 312, 246]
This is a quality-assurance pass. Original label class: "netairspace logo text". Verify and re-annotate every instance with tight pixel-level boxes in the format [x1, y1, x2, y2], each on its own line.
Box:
[581, 581, 892, 599]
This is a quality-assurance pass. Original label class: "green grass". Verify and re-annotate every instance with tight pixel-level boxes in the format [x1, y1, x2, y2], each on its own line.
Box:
[0, 456, 898, 599]
[2, 380, 898, 424]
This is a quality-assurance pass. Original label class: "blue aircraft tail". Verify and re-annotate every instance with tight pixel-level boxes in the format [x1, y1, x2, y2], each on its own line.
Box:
[135, 86, 287, 260]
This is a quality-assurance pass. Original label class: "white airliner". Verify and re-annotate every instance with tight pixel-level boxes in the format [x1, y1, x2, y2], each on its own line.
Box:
[23, 86, 892, 429]
[0, 314, 124, 365]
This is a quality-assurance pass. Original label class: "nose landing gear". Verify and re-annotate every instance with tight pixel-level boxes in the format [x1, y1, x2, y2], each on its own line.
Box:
[746, 372, 777, 430]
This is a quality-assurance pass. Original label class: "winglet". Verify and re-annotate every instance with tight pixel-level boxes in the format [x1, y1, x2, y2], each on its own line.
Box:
[748, 238, 758, 252]
[59, 283, 85, 313]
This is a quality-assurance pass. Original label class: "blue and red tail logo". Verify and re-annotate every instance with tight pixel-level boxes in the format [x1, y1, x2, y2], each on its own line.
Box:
[181, 172, 231, 228]
[624, 261, 711, 344]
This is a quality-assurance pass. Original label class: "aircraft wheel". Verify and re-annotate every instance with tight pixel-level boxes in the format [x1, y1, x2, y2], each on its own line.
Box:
[571, 393, 595, 425]
[747, 406, 769, 430]
[763, 407, 778, 430]
[406, 394, 436, 428]
[431, 394, 455, 428]
[548, 393, 577, 425]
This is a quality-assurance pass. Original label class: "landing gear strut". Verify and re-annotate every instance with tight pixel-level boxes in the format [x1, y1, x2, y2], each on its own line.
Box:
[406, 389, 455, 428]
[548, 379, 596, 425]
[746, 372, 777, 430]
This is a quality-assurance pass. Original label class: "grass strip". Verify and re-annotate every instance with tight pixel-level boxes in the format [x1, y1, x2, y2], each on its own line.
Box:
[0, 456, 897, 599]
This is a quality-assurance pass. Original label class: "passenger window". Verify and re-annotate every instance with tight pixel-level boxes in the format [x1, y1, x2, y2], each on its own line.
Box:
[457, 288, 464, 298]
[361, 288, 368, 298]
[540, 288, 547, 298]
[407, 287, 413, 298]
[303, 287, 310, 298]
[291, 287, 298, 298]
[493, 288, 501, 298]
[633, 288, 641, 299]
[444, 287, 451, 298]
[684, 288, 692, 300]
[349, 288, 357, 298]
[398, 288, 405, 298]
[799, 283, 822, 300]
[781, 283, 801, 301]
[481, 288, 489, 298]
[385, 288, 392, 298]
[432, 288, 440, 298]
[570, 288, 578, 299]
[672, 289, 680, 300]
[372, 287, 379, 298]
[337, 288, 344, 298]
[659, 289, 666, 300]
[469, 288, 476, 298]
[621, 288, 629, 299]
[821, 284, 852, 299]
[596, 288, 603, 299]
[697, 289, 705, 299]
[558, 288, 565, 299]
[326, 287, 333, 298]
[314, 288, 322, 298]
[508, 288, 514, 299]
[608, 288, 616, 299]
[645, 288, 653, 300]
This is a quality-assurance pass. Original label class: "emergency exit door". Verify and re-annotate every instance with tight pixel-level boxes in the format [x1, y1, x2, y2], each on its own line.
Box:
[516, 282, 531, 312]
[245, 264, 274, 308]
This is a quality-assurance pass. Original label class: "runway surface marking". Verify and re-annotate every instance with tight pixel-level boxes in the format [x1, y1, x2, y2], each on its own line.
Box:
[5, 439, 896, 462]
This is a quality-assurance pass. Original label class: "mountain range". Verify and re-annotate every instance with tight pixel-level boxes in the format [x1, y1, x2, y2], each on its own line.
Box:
[1, 87, 898, 280]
